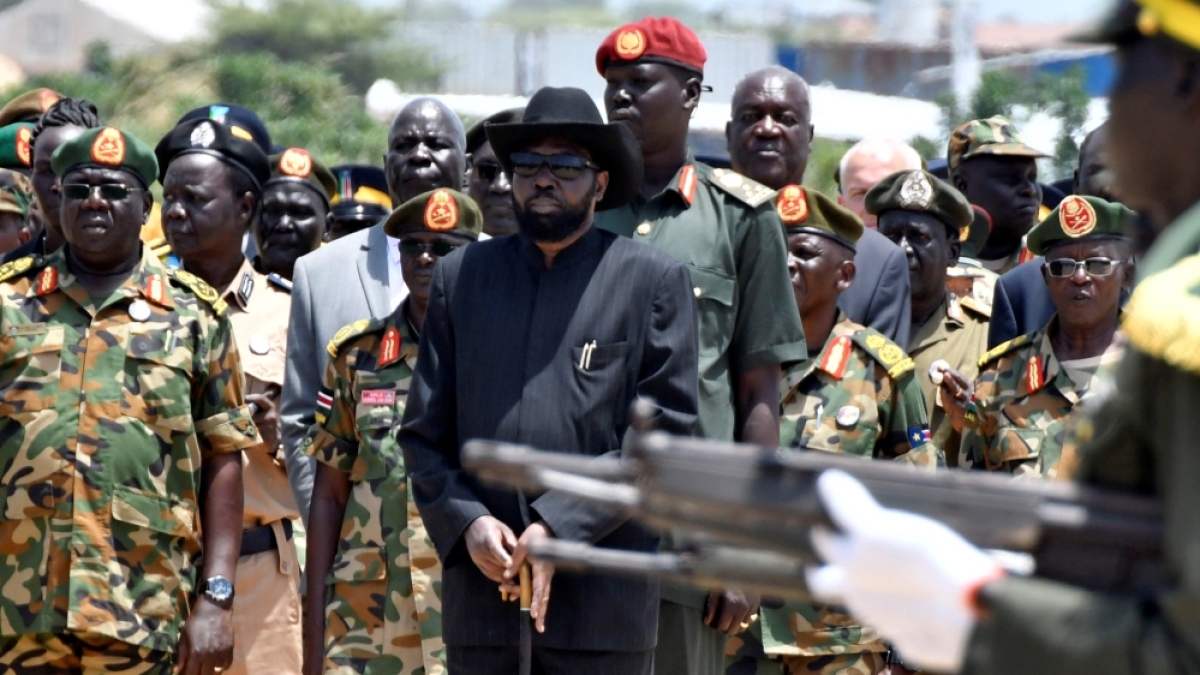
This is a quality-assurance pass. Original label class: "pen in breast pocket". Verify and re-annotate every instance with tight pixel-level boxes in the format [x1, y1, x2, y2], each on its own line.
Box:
[578, 340, 597, 371]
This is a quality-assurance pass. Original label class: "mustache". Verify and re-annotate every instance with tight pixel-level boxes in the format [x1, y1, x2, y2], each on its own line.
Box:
[521, 187, 563, 208]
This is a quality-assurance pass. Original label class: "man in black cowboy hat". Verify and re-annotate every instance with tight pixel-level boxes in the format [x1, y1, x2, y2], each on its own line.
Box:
[401, 85, 699, 675]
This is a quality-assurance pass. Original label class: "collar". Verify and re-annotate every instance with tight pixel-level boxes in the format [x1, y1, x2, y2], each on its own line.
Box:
[219, 257, 261, 312]
[37, 245, 177, 314]
[910, 294, 954, 352]
[517, 226, 605, 272]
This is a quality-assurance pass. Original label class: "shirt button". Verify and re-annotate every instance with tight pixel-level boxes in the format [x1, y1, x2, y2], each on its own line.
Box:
[693, 286, 703, 298]
[636, 222, 652, 236]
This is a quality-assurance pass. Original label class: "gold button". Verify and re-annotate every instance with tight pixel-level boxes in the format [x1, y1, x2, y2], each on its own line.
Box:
[693, 286, 702, 298]
[636, 222, 652, 236]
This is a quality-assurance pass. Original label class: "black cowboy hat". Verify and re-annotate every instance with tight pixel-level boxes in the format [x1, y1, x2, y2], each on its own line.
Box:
[485, 86, 643, 211]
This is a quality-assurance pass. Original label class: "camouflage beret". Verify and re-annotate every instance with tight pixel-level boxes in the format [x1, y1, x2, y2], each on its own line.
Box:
[52, 126, 159, 187]
[0, 123, 34, 170]
[1026, 195, 1134, 255]
[865, 169, 973, 236]
[947, 116, 1047, 176]
[775, 185, 863, 251]
[267, 148, 336, 203]
[383, 188, 482, 240]
[0, 88, 62, 127]
[0, 169, 32, 218]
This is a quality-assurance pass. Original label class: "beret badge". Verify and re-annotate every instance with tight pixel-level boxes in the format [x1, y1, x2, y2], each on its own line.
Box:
[91, 127, 126, 166]
[424, 189, 458, 231]
[898, 171, 933, 210]
[1060, 195, 1098, 238]
[279, 148, 313, 179]
[615, 28, 647, 59]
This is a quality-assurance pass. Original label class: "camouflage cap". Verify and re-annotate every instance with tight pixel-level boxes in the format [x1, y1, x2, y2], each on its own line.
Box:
[1026, 195, 1134, 255]
[52, 126, 159, 187]
[267, 148, 336, 203]
[0, 169, 32, 218]
[865, 169, 973, 236]
[384, 188, 482, 240]
[0, 88, 62, 127]
[0, 123, 34, 170]
[947, 116, 1047, 176]
[1070, 0, 1200, 51]
[776, 185, 863, 252]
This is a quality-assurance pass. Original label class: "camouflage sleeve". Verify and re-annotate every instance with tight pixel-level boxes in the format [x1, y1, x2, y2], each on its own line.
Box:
[302, 348, 359, 474]
[193, 312, 258, 458]
[878, 365, 942, 467]
[962, 364, 1002, 471]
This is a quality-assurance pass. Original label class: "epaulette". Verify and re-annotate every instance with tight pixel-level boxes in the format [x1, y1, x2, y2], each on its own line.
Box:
[147, 236, 172, 261]
[959, 294, 992, 318]
[1123, 253, 1200, 375]
[0, 255, 40, 284]
[326, 317, 384, 359]
[852, 329, 915, 380]
[267, 273, 292, 293]
[978, 332, 1036, 368]
[707, 168, 776, 208]
[168, 268, 228, 316]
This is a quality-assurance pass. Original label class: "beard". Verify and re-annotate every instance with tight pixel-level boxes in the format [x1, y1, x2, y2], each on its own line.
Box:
[514, 184, 595, 243]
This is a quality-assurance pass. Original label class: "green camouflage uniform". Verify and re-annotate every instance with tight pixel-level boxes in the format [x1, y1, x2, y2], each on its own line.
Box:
[302, 304, 444, 675]
[0, 247, 257, 656]
[727, 317, 939, 675]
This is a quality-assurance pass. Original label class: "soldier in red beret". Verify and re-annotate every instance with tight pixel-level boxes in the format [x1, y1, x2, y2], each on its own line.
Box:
[594, 17, 808, 675]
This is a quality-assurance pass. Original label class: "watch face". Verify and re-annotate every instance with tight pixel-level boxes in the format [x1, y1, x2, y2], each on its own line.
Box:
[206, 577, 234, 601]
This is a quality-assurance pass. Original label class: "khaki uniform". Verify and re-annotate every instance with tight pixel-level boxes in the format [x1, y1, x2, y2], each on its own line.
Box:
[946, 263, 997, 314]
[303, 305, 444, 675]
[909, 292, 990, 466]
[218, 258, 303, 675]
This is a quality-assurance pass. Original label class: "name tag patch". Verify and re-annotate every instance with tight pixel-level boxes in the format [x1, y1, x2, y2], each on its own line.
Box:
[360, 389, 396, 405]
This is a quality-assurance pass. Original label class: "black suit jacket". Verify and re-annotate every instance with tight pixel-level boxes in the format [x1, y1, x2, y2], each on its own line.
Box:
[987, 257, 1055, 349]
[838, 228, 911, 343]
[400, 228, 699, 651]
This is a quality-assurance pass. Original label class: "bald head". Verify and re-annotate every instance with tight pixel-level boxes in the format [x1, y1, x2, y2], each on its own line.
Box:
[837, 138, 922, 228]
[386, 97, 467, 204]
[726, 66, 814, 189]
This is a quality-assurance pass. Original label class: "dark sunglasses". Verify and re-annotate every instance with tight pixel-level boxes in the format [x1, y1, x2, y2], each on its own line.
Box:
[509, 152, 600, 181]
[472, 161, 505, 183]
[399, 239, 462, 258]
[62, 183, 142, 201]
[1045, 257, 1122, 278]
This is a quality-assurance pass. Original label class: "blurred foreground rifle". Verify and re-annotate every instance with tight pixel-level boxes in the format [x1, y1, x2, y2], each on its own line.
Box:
[462, 404, 1164, 597]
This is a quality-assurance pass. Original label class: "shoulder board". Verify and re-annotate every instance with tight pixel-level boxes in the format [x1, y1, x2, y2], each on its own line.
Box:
[267, 273, 292, 293]
[1124, 254, 1200, 375]
[978, 332, 1036, 368]
[0, 255, 41, 284]
[168, 269, 228, 315]
[959, 294, 992, 318]
[851, 329, 914, 379]
[326, 317, 385, 359]
[706, 168, 775, 209]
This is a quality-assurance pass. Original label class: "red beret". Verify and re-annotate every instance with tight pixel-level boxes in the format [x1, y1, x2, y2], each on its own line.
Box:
[596, 17, 707, 76]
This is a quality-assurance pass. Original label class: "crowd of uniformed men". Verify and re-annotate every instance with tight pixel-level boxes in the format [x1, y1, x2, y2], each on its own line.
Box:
[0, 1, 1194, 674]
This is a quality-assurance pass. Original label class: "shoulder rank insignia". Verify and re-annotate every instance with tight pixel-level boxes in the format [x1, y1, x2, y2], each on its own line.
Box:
[0, 255, 38, 284]
[677, 165, 697, 206]
[1123, 253, 1200, 376]
[1025, 355, 1045, 394]
[709, 168, 775, 208]
[378, 326, 402, 367]
[35, 267, 57, 296]
[170, 269, 228, 315]
[237, 272, 254, 306]
[853, 329, 914, 379]
[978, 332, 1036, 368]
[818, 335, 852, 379]
[959, 294, 992, 318]
[326, 318, 378, 359]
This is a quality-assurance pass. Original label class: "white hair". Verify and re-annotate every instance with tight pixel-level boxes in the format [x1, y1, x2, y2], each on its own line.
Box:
[838, 138, 922, 195]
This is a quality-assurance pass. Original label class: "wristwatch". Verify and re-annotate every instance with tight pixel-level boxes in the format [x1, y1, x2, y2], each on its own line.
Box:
[200, 576, 235, 606]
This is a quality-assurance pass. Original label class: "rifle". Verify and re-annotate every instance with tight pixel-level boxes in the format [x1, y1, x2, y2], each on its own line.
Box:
[462, 406, 1165, 596]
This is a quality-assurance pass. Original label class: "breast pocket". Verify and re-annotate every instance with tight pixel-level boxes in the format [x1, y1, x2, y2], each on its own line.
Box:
[571, 341, 630, 415]
[798, 404, 879, 458]
[0, 325, 64, 416]
[352, 394, 403, 483]
[687, 266, 735, 357]
[123, 329, 194, 437]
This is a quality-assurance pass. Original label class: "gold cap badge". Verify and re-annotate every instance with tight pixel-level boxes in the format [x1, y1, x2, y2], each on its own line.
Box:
[424, 189, 458, 231]
[1060, 195, 1097, 237]
[775, 185, 808, 225]
[615, 28, 647, 59]
[15, 126, 30, 166]
[91, 127, 126, 166]
[279, 148, 313, 178]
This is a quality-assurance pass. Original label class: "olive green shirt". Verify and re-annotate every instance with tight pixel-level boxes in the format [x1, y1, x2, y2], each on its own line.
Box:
[595, 158, 806, 443]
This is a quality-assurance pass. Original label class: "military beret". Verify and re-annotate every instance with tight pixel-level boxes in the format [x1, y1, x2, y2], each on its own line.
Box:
[947, 116, 1047, 176]
[266, 148, 336, 203]
[0, 170, 32, 218]
[52, 126, 158, 188]
[330, 163, 391, 220]
[384, 188, 482, 240]
[154, 118, 271, 189]
[0, 123, 34, 170]
[177, 103, 272, 155]
[865, 169, 973, 236]
[0, 88, 62, 127]
[1071, 0, 1199, 51]
[1026, 195, 1134, 255]
[596, 17, 707, 76]
[775, 185, 863, 252]
[467, 108, 523, 155]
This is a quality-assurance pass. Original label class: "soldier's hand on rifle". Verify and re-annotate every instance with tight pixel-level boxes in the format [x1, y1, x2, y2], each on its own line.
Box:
[465, 515, 516, 584]
[933, 363, 975, 433]
[806, 470, 1005, 673]
[502, 521, 556, 633]
[704, 589, 761, 635]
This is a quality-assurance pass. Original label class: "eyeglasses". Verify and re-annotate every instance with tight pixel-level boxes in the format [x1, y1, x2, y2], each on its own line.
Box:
[472, 161, 504, 183]
[509, 152, 600, 181]
[62, 183, 142, 201]
[1045, 257, 1123, 278]
[399, 239, 462, 258]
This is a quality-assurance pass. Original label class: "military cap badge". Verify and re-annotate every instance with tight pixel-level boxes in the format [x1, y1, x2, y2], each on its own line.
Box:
[775, 185, 809, 224]
[279, 148, 313, 178]
[898, 171, 933, 210]
[190, 121, 216, 148]
[15, 126, 30, 166]
[1059, 195, 1097, 238]
[615, 28, 647, 59]
[424, 189, 458, 231]
[91, 127, 126, 166]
